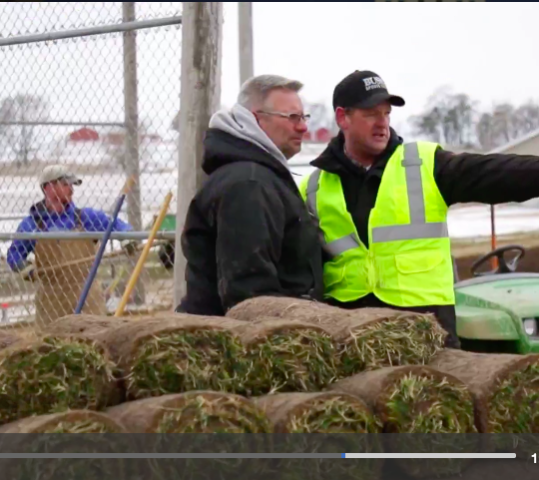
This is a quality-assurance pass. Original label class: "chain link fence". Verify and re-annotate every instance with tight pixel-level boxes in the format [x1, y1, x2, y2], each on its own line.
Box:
[0, 2, 183, 327]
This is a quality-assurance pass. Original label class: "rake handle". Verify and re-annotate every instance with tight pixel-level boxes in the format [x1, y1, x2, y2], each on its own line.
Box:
[74, 176, 135, 315]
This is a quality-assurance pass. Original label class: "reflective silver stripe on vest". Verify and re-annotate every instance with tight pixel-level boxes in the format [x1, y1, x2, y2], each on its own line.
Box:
[305, 142, 448, 257]
[305, 169, 328, 247]
[402, 142, 425, 224]
[306, 169, 322, 227]
[326, 232, 360, 257]
[371, 142, 448, 244]
[306, 169, 361, 256]
[371, 222, 448, 243]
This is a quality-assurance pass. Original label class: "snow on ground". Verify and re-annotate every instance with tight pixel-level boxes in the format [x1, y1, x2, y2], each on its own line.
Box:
[1, 140, 539, 259]
[2, 142, 539, 323]
[448, 203, 539, 239]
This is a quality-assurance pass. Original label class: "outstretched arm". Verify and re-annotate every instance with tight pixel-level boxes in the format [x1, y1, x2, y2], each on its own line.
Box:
[434, 147, 539, 206]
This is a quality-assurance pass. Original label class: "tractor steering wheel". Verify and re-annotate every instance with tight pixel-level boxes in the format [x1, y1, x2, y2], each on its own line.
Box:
[470, 244, 525, 277]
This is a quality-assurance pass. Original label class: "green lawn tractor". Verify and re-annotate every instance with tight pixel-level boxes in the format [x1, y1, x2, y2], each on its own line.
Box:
[148, 213, 176, 270]
[455, 245, 539, 354]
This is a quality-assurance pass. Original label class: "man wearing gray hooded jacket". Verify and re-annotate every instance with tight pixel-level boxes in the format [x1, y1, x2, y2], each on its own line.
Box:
[176, 75, 324, 316]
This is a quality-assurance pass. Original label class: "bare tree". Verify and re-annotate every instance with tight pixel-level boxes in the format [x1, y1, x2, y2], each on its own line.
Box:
[449, 93, 477, 146]
[513, 100, 539, 136]
[410, 87, 477, 147]
[475, 101, 539, 150]
[0, 94, 50, 166]
[476, 112, 496, 151]
[410, 108, 443, 143]
[491, 103, 516, 145]
[412, 89, 539, 151]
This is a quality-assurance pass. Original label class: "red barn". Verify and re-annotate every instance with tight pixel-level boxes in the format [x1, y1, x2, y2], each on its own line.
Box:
[69, 127, 99, 142]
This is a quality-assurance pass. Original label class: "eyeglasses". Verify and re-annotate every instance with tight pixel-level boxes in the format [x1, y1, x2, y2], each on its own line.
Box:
[256, 110, 310, 124]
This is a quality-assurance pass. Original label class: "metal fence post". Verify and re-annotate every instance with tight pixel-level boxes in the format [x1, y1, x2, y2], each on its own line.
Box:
[123, 1, 146, 305]
[238, 2, 254, 86]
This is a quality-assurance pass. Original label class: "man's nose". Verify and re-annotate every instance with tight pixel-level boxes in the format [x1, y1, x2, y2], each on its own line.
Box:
[295, 119, 309, 133]
[375, 114, 390, 128]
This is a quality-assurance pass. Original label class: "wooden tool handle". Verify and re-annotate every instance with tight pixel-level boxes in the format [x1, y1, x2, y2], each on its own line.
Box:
[114, 192, 173, 317]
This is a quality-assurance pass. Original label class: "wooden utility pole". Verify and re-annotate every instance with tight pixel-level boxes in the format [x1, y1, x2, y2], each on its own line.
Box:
[173, 2, 223, 307]
[238, 2, 253, 86]
[122, 1, 145, 305]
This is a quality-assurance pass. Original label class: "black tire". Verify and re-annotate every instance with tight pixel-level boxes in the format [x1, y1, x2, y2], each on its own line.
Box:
[158, 242, 175, 269]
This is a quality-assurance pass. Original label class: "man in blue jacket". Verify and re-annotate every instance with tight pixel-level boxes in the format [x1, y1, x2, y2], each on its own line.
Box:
[7, 164, 133, 276]
[6, 165, 133, 325]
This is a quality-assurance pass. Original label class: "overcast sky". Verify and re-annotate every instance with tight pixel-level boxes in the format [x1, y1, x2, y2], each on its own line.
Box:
[1, 2, 539, 140]
[220, 2, 539, 136]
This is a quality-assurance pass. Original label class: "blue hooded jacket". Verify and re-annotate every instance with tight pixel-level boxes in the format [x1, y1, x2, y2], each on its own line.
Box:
[6, 200, 132, 271]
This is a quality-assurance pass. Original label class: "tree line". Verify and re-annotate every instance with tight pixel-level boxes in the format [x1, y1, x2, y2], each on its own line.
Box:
[409, 86, 539, 151]
[2, 89, 539, 165]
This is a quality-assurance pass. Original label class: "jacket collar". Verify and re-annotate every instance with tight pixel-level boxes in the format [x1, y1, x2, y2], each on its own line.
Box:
[311, 128, 403, 177]
[30, 200, 76, 219]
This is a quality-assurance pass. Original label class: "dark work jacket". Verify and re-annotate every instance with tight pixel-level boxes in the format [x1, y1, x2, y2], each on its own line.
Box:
[177, 129, 324, 316]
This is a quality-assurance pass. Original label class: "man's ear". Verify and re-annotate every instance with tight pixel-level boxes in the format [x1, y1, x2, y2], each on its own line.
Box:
[335, 107, 347, 130]
[253, 112, 261, 125]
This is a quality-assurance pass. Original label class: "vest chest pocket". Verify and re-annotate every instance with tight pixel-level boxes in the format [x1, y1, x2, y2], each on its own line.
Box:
[387, 250, 453, 305]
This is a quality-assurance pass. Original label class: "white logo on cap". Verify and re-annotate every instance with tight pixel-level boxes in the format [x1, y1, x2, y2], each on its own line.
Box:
[363, 76, 386, 91]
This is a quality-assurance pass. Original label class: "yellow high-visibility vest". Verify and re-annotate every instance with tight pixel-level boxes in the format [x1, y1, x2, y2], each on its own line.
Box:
[299, 141, 455, 306]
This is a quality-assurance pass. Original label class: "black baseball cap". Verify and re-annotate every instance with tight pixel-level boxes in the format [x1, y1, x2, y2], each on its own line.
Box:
[332, 70, 405, 110]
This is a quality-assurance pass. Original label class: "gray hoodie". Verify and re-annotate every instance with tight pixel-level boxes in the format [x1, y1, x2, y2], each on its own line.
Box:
[209, 103, 289, 170]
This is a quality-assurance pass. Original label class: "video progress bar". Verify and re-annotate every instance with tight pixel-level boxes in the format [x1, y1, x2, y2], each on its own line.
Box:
[0, 454, 340, 459]
[343, 453, 517, 459]
[0, 453, 518, 459]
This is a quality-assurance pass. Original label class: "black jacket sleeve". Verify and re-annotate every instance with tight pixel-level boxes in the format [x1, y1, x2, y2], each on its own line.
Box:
[214, 179, 285, 311]
[434, 147, 539, 206]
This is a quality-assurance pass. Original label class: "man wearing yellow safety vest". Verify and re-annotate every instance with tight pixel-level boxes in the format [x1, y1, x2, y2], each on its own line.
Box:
[300, 70, 539, 348]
